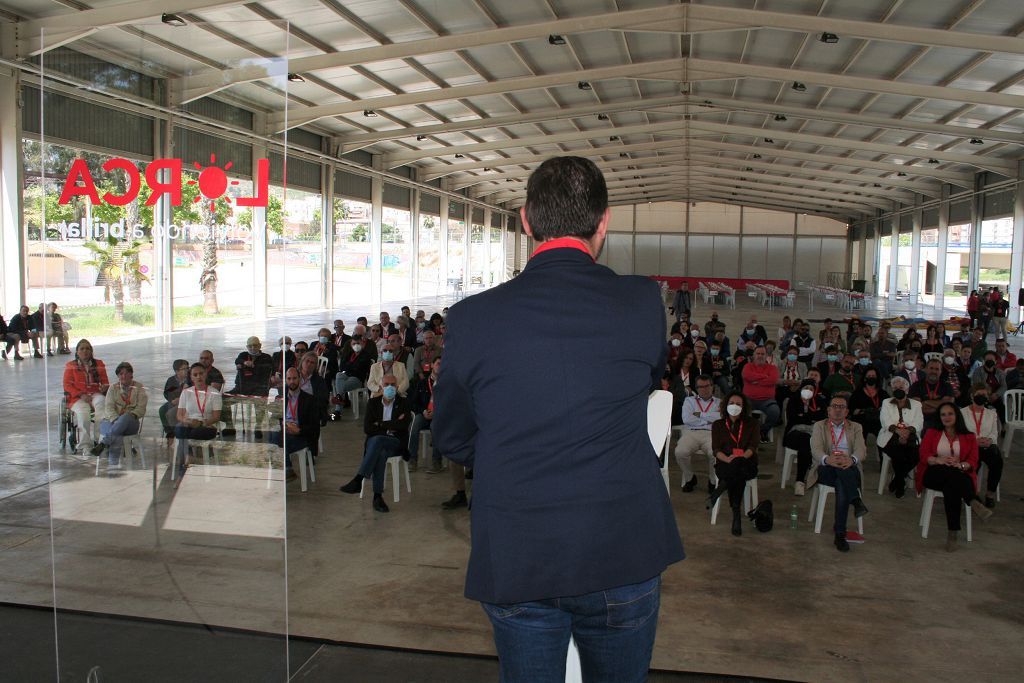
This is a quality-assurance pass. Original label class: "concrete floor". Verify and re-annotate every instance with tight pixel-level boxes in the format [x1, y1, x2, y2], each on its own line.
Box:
[1, 291, 1022, 681]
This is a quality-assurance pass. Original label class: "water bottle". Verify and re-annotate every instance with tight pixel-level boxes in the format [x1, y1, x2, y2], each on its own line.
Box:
[790, 505, 798, 529]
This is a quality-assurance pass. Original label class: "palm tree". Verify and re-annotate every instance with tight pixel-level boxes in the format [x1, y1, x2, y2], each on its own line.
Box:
[199, 200, 219, 314]
[83, 236, 148, 322]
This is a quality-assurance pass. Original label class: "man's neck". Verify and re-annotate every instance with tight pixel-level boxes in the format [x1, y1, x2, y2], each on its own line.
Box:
[830, 419, 845, 427]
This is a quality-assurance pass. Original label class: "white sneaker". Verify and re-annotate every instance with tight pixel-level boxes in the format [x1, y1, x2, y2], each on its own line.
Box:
[794, 481, 805, 496]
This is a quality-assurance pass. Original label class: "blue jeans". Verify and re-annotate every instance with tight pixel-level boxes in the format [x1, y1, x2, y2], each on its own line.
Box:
[358, 435, 402, 494]
[482, 575, 661, 683]
[816, 464, 862, 534]
[333, 375, 363, 413]
[99, 414, 140, 465]
[748, 398, 780, 436]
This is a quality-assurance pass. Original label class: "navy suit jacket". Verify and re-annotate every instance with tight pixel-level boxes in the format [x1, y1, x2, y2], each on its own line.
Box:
[433, 246, 685, 604]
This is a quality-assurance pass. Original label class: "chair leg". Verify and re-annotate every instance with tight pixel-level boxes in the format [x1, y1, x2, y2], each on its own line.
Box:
[920, 491, 934, 539]
[965, 502, 973, 542]
[878, 454, 891, 496]
[392, 459, 401, 503]
[307, 451, 316, 483]
[813, 489, 828, 534]
[402, 460, 411, 492]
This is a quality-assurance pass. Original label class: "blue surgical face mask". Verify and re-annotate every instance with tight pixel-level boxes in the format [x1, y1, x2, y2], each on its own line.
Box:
[858, 357, 870, 366]
[787, 354, 798, 362]
[382, 385, 397, 400]
[319, 336, 330, 344]
[710, 349, 720, 357]
[382, 351, 394, 361]
[827, 354, 838, 362]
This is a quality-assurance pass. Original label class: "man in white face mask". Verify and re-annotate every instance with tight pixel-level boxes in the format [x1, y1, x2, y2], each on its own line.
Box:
[366, 334, 410, 398]
[333, 332, 375, 417]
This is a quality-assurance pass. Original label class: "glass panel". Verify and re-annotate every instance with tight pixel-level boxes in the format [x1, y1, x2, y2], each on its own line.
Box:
[32, 22, 291, 680]
[417, 202, 441, 298]
[920, 228, 939, 304]
[333, 197, 372, 306]
[469, 220, 486, 291]
[687, 235, 714, 278]
[658, 234, 685, 276]
[606, 234, 633, 274]
[979, 217, 1013, 291]
[948, 223, 972, 295]
[633, 234, 660, 275]
[740, 236, 767, 278]
[490, 224, 504, 287]
[447, 210, 467, 293]
[382, 205, 413, 303]
[268, 184, 323, 312]
[712, 236, 739, 277]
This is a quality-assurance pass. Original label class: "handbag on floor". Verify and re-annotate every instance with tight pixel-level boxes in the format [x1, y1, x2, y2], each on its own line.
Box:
[748, 499, 774, 532]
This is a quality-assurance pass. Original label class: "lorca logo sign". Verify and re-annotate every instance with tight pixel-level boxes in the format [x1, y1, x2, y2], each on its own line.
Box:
[58, 155, 270, 209]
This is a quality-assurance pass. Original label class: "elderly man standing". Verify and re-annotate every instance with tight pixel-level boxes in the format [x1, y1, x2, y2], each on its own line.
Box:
[675, 375, 721, 493]
[91, 362, 148, 469]
[742, 346, 781, 442]
[810, 394, 869, 552]
[671, 282, 691, 323]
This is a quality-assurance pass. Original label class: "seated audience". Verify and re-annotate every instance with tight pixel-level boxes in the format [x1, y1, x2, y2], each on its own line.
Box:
[409, 357, 441, 473]
[848, 367, 887, 448]
[822, 353, 857, 397]
[63, 339, 110, 449]
[675, 375, 720, 493]
[91, 362, 148, 468]
[741, 346, 780, 442]
[816, 344, 841, 379]
[269, 367, 320, 478]
[782, 378, 827, 496]
[338, 374, 412, 513]
[910, 358, 954, 433]
[941, 349, 969, 407]
[667, 351, 697, 420]
[333, 333, 374, 416]
[994, 338, 1017, 370]
[869, 327, 897, 377]
[3, 305, 41, 360]
[222, 336, 274, 437]
[174, 363, 223, 476]
[708, 391, 760, 536]
[44, 302, 71, 355]
[411, 330, 441, 382]
[271, 337, 296, 378]
[297, 351, 331, 426]
[776, 345, 805, 403]
[195, 350, 225, 391]
[970, 351, 1007, 423]
[921, 325, 945, 355]
[311, 328, 340, 380]
[962, 383, 1002, 509]
[916, 401, 993, 552]
[1006, 357, 1024, 390]
[332, 319, 351, 349]
[704, 311, 725, 339]
[793, 321, 816, 366]
[739, 317, 768, 347]
[878, 376, 923, 497]
[707, 340, 730, 396]
[896, 351, 923, 385]
[810, 394, 869, 553]
[159, 359, 190, 440]
[366, 336, 410, 397]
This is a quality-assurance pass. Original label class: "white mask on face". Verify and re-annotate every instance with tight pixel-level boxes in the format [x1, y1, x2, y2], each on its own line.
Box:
[670, 338, 682, 348]
[904, 360, 916, 370]
[800, 388, 814, 400]
[351, 343, 363, 353]
[943, 356, 955, 365]
[726, 404, 743, 417]
[690, 329, 699, 337]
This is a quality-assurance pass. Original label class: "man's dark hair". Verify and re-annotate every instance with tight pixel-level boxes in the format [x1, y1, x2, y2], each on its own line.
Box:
[524, 156, 608, 240]
[115, 362, 133, 375]
[173, 358, 189, 371]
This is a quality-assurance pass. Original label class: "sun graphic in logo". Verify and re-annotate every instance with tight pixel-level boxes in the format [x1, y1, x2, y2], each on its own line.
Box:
[187, 154, 241, 212]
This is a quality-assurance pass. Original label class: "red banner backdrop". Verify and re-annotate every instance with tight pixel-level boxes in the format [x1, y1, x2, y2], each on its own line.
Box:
[651, 276, 791, 291]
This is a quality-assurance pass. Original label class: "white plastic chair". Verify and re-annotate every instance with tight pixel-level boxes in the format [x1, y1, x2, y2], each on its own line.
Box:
[924, 352, 943, 363]
[316, 355, 329, 378]
[1001, 389, 1024, 458]
[289, 447, 316, 492]
[96, 417, 147, 475]
[807, 484, 865, 535]
[648, 390, 673, 495]
[710, 478, 758, 524]
[780, 447, 797, 489]
[919, 489, 972, 541]
[172, 421, 225, 481]
[349, 387, 370, 420]
[360, 455, 412, 503]
[877, 452, 915, 496]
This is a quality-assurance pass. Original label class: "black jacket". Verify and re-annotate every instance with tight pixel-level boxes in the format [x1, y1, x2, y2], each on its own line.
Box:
[279, 388, 320, 456]
[230, 351, 274, 396]
[364, 395, 412, 457]
[338, 345, 375, 382]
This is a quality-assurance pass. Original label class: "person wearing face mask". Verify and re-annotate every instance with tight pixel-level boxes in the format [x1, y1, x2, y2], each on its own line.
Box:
[739, 317, 767, 347]
[809, 394, 869, 552]
[333, 332, 375, 417]
[969, 351, 1007, 423]
[895, 351, 922, 386]
[704, 311, 725, 339]
[711, 329, 731, 358]
[775, 344, 806, 403]
[961, 384, 1002, 509]
[666, 332, 686, 372]
[878, 376, 924, 497]
[897, 327, 921, 352]
[940, 349, 969, 407]
[366, 334, 410, 398]
[311, 327, 340, 379]
[909, 358, 956, 433]
[339, 374, 412, 513]
[783, 379, 827, 495]
[271, 336, 296, 379]
[707, 341, 730, 396]
[762, 340, 778, 366]
[159, 359, 191, 442]
[815, 344, 841, 380]
[709, 392, 760, 536]
[849, 368, 887, 451]
[412, 330, 442, 382]
[220, 336, 274, 438]
[853, 348, 874, 380]
[676, 375, 721, 493]
[917, 401, 993, 551]
[822, 353, 858, 398]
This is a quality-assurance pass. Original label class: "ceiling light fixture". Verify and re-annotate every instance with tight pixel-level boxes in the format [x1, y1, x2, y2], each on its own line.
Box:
[873, 183, 882, 188]
[774, 114, 787, 122]
[745, 167, 754, 171]
[161, 13, 187, 27]
[483, 168, 491, 172]
[578, 81, 592, 91]
[752, 154, 762, 159]
[416, 134, 427, 141]
[927, 158, 940, 164]
[619, 153, 629, 158]
[598, 114, 609, 121]
[363, 109, 377, 117]
[609, 136, 619, 141]
[454, 154, 464, 159]
[897, 171, 908, 177]
[969, 138, 983, 145]
[792, 81, 807, 92]
[287, 73, 305, 83]
[764, 138, 774, 143]
[548, 34, 566, 46]
[819, 32, 839, 44]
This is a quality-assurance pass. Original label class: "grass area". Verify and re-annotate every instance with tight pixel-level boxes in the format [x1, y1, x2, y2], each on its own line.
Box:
[61, 304, 247, 339]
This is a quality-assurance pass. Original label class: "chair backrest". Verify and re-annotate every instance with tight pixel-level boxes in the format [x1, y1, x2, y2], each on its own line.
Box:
[316, 355, 328, 378]
[647, 390, 673, 463]
[1004, 389, 1024, 423]
[924, 352, 943, 363]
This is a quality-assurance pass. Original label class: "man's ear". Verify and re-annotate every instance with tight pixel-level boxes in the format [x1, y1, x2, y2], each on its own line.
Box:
[520, 206, 534, 239]
[594, 208, 610, 243]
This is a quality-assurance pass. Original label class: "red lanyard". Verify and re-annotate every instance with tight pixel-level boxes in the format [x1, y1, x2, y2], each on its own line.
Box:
[830, 422, 846, 451]
[944, 432, 959, 457]
[970, 407, 984, 435]
[530, 238, 594, 260]
[728, 420, 744, 447]
[696, 397, 714, 415]
[194, 386, 208, 417]
[287, 393, 299, 422]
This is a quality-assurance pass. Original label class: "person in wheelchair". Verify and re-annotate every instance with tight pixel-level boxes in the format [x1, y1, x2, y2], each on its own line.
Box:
[174, 363, 222, 475]
[62, 339, 110, 450]
[91, 362, 148, 469]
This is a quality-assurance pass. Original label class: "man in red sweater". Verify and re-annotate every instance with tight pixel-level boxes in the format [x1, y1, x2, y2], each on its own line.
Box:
[742, 346, 781, 441]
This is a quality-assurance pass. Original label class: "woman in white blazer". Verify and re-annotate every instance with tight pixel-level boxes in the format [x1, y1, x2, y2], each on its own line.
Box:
[960, 382, 1002, 508]
[878, 376, 924, 497]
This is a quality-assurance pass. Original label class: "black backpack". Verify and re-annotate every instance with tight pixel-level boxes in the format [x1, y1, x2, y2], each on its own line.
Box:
[747, 499, 774, 532]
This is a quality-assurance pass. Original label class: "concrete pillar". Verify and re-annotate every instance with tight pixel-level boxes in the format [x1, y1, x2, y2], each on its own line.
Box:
[968, 174, 983, 292]
[438, 191, 448, 295]
[250, 125, 268, 321]
[153, 118, 173, 332]
[369, 156, 383, 308]
[935, 185, 950, 314]
[410, 178, 420, 302]
[0, 66, 25, 314]
[1009, 161, 1024, 325]
[322, 161, 334, 311]
[910, 197, 922, 299]
[888, 215, 899, 302]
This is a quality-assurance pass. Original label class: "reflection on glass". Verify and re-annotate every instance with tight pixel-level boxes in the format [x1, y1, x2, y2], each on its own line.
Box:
[382, 205, 413, 302]
[417, 210, 441, 297]
[333, 197, 372, 305]
[267, 185, 323, 311]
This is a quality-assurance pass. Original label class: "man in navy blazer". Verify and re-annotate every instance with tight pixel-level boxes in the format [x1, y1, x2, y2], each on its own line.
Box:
[433, 156, 684, 683]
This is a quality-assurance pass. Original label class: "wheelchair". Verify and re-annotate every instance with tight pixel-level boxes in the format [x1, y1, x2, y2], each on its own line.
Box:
[58, 394, 94, 453]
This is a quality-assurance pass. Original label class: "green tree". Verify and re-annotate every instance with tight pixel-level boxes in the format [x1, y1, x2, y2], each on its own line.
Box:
[237, 194, 284, 235]
[82, 236, 148, 321]
[349, 223, 369, 242]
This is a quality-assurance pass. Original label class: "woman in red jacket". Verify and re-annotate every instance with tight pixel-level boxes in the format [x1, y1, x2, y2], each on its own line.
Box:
[966, 290, 980, 331]
[917, 401, 993, 551]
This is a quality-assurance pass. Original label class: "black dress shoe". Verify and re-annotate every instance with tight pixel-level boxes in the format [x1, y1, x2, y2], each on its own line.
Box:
[441, 491, 468, 509]
[221, 428, 237, 438]
[705, 483, 727, 510]
[682, 476, 698, 492]
[985, 495, 996, 509]
[731, 513, 742, 537]
[707, 479, 715, 495]
[372, 494, 389, 513]
[835, 533, 850, 552]
[852, 498, 869, 518]
[33, 351, 43, 358]
[254, 430, 263, 440]
[338, 476, 362, 494]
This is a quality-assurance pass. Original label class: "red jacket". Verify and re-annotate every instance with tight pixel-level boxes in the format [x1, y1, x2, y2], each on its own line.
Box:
[916, 430, 978, 494]
[63, 359, 109, 406]
[966, 294, 979, 313]
[741, 362, 779, 402]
